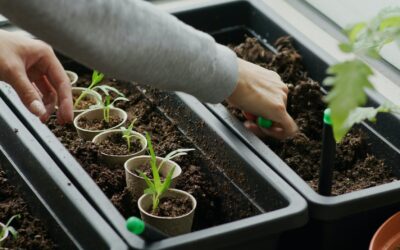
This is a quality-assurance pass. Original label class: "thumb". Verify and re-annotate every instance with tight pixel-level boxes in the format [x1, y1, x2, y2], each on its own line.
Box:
[6, 69, 46, 117]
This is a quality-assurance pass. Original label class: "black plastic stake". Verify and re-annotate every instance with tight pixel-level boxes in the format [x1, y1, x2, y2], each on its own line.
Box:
[318, 109, 336, 196]
[126, 217, 168, 242]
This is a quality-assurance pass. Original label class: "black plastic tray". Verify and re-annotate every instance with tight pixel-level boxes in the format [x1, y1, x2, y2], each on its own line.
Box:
[0, 94, 127, 250]
[172, 1, 400, 249]
[0, 41, 308, 250]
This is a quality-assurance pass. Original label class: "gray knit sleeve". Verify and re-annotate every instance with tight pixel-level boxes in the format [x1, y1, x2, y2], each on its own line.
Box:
[0, 0, 238, 103]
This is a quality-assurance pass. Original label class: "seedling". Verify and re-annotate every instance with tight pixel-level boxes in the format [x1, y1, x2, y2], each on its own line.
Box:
[0, 214, 20, 246]
[120, 118, 138, 151]
[139, 133, 194, 213]
[324, 7, 400, 142]
[73, 70, 104, 108]
[88, 83, 128, 123]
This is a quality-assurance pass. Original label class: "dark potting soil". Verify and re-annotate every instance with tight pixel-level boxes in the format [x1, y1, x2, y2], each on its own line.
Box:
[227, 36, 397, 195]
[0, 169, 57, 249]
[77, 116, 122, 130]
[73, 94, 97, 110]
[97, 133, 143, 155]
[47, 75, 259, 231]
[150, 196, 193, 217]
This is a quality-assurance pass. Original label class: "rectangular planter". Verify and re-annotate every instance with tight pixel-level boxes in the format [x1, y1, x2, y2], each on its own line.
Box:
[0, 95, 127, 249]
[171, 1, 400, 250]
[0, 42, 307, 250]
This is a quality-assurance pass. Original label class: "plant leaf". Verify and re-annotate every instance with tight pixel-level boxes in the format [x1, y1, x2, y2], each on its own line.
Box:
[160, 166, 175, 195]
[93, 85, 125, 97]
[139, 171, 155, 191]
[324, 60, 374, 142]
[7, 226, 18, 239]
[111, 97, 129, 106]
[145, 133, 161, 188]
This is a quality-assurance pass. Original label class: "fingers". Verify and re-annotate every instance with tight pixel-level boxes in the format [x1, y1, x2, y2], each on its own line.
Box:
[28, 67, 57, 122]
[34, 46, 73, 124]
[3, 64, 47, 117]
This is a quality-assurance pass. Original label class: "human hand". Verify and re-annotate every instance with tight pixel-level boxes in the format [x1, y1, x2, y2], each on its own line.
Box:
[0, 30, 72, 124]
[226, 58, 298, 140]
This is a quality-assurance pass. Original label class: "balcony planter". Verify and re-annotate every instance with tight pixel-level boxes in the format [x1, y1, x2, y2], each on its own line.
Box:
[138, 188, 197, 236]
[0, 94, 126, 249]
[369, 211, 400, 250]
[124, 155, 182, 200]
[74, 107, 127, 141]
[172, 1, 400, 249]
[92, 129, 147, 166]
[0, 58, 308, 250]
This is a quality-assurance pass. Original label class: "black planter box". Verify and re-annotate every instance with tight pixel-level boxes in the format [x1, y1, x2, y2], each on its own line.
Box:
[0, 40, 308, 250]
[171, 1, 400, 250]
[0, 95, 127, 249]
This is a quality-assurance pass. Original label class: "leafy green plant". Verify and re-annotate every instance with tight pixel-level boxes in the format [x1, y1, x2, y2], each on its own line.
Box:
[120, 118, 138, 151]
[139, 133, 194, 213]
[73, 70, 104, 109]
[0, 214, 20, 245]
[324, 7, 400, 142]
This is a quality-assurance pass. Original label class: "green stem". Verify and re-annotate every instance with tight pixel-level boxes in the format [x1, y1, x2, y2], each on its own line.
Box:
[73, 89, 89, 109]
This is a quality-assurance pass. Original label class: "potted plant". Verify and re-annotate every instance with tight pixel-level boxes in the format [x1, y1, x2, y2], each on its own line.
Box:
[71, 87, 101, 116]
[124, 133, 191, 200]
[74, 80, 129, 140]
[135, 133, 196, 236]
[92, 118, 147, 166]
[369, 211, 400, 250]
[0, 215, 19, 246]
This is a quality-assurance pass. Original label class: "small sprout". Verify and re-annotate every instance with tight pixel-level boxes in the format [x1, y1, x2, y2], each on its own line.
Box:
[120, 118, 138, 151]
[0, 214, 20, 246]
[87, 80, 129, 123]
[74, 70, 104, 108]
[139, 133, 194, 213]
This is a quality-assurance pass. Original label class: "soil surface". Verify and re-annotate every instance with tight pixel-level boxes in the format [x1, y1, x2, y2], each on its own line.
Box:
[0, 169, 57, 249]
[77, 116, 122, 130]
[47, 74, 259, 231]
[228, 36, 398, 195]
[97, 133, 143, 155]
[149, 196, 192, 217]
[73, 94, 97, 110]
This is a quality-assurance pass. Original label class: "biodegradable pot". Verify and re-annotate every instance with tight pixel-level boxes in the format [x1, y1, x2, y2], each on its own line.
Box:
[124, 156, 182, 200]
[369, 211, 400, 250]
[65, 70, 78, 85]
[92, 129, 147, 167]
[0, 222, 8, 242]
[74, 107, 127, 141]
[72, 87, 102, 116]
[138, 188, 197, 236]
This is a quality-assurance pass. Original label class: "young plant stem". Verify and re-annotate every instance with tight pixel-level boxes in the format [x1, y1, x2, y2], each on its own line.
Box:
[318, 109, 336, 196]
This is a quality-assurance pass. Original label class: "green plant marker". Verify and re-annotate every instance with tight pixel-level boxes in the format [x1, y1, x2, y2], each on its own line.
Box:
[126, 217, 145, 235]
[318, 108, 336, 196]
[257, 117, 273, 128]
[126, 216, 167, 241]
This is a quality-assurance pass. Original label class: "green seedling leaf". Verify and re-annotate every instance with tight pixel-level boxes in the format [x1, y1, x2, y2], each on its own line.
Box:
[160, 166, 175, 195]
[94, 85, 125, 98]
[347, 22, 367, 43]
[121, 118, 138, 151]
[0, 214, 20, 243]
[158, 148, 194, 171]
[74, 70, 104, 108]
[324, 60, 374, 142]
[111, 97, 130, 106]
[340, 103, 400, 136]
[339, 43, 353, 53]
